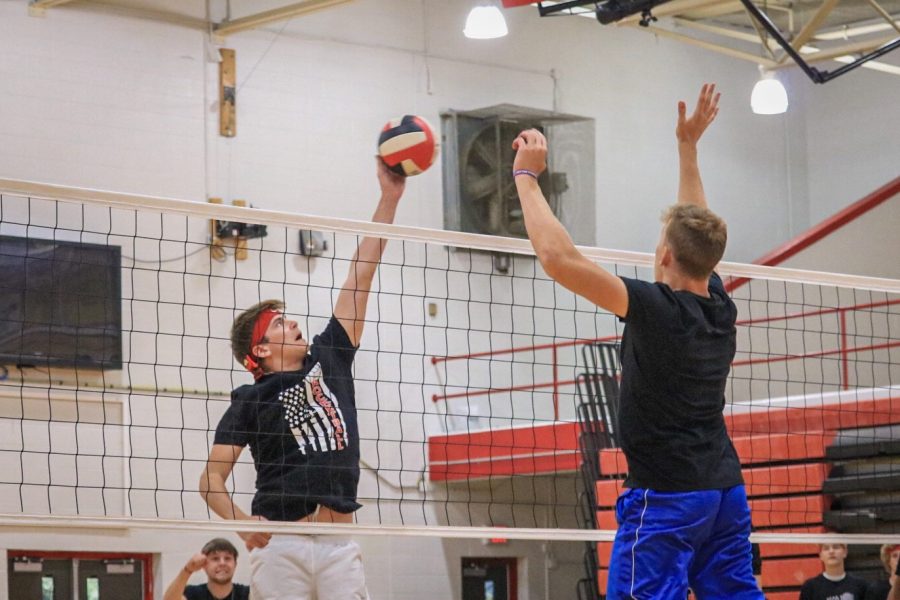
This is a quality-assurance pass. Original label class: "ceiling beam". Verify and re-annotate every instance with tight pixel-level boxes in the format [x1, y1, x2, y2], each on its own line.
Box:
[863, 0, 900, 36]
[672, 16, 786, 58]
[816, 18, 900, 40]
[673, 17, 762, 43]
[790, 0, 840, 52]
[681, 1, 746, 19]
[770, 33, 899, 66]
[214, 0, 354, 36]
[616, 0, 731, 26]
[30, 0, 78, 7]
[28, 0, 78, 16]
[632, 24, 779, 66]
[834, 55, 900, 76]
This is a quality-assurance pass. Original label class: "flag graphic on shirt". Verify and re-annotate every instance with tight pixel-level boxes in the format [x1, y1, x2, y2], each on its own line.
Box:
[279, 363, 349, 454]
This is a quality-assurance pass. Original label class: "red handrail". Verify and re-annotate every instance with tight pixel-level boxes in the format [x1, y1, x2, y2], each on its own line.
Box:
[431, 297, 898, 406]
[735, 298, 900, 326]
[726, 176, 900, 292]
[430, 336, 618, 364]
[735, 297, 900, 390]
[431, 335, 619, 419]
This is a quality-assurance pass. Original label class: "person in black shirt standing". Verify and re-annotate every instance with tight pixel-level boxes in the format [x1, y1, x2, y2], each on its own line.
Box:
[512, 83, 762, 599]
[199, 159, 406, 599]
[163, 538, 249, 600]
[890, 553, 900, 600]
[800, 543, 869, 600]
[867, 544, 900, 600]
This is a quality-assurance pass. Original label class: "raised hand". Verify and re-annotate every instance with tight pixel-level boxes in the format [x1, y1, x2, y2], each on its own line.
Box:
[676, 83, 720, 146]
[376, 156, 406, 204]
[183, 552, 208, 573]
[512, 129, 547, 176]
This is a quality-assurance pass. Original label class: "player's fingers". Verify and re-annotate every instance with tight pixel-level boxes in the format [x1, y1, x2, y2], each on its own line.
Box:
[521, 129, 539, 147]
[710, 92, 721, 114]
[706, 85, 719, 113]
[696, 84, 709, 112]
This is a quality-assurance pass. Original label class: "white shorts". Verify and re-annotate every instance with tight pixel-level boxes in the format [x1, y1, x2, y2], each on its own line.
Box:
[249, 535, 369, 600]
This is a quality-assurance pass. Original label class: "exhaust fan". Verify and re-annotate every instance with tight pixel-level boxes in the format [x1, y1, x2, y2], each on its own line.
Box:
[442, 104, 595, 246]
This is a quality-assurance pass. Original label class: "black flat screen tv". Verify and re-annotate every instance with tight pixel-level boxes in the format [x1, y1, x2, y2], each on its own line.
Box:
[0, 235, 122, 369]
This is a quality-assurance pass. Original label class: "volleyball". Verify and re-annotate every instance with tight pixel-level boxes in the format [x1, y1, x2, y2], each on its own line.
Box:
[377, 115, 438, 176]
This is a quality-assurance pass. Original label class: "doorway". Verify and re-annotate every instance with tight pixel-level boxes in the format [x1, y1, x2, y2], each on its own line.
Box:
[8, 551, 151, 600]
[462, 557, 518, 600]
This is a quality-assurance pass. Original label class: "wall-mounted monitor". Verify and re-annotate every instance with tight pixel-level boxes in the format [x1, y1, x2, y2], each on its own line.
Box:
[0, 235, 122, 370]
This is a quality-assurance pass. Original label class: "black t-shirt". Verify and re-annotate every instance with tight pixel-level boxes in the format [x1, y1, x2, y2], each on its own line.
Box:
[617, 273, 743, 491]
[183, 583, 250, 600]
[214, 317, 361, 521]
[799, 574, 870, 600]
[865, 579, 890, 600]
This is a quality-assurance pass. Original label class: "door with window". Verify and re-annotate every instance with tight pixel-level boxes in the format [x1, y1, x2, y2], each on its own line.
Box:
[461, 557, 518, 600]
[8, 552, 150, 600]
[8, 558, 71, 600]
[79, 559, 143, 599]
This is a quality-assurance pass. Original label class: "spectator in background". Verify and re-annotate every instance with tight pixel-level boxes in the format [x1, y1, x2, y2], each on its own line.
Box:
[800, 543, 869, 600]
[889, 556, 900, 600]
[163, 538, 249, 600]
[866, 544, 900, 600]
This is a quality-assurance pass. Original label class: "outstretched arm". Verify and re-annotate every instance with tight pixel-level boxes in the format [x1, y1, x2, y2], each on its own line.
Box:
[512, 130, 628, 318]
[676, 83, 720, 209]
[334, 159, 405, 346]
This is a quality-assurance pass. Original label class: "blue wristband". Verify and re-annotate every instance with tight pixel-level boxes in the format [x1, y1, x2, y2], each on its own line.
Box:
[513, 169, 539, 180]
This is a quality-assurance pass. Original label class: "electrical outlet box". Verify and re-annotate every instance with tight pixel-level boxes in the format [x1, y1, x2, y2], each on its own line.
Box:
[299, 230, 327, 257]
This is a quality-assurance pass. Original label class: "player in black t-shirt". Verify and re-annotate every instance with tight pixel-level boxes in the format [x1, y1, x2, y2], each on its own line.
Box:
[162, 538, 249, 600]
[512, 84, 762, 599]
[199, 159, 406, 599]
[800, 543, 870, 600]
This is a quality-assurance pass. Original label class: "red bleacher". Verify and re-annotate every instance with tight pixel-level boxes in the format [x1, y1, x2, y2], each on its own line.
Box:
[592, 393, 900, 598]
[428, 422, 580, 481]
[428, 393, 897, 598]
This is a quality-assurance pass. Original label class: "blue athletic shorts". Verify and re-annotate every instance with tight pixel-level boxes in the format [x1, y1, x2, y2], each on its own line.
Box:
[606, 485, 763, 600]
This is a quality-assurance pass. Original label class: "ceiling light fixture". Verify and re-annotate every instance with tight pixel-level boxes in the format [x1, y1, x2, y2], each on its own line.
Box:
[464, 5, 509, 39]
[750, 69, 788, 115]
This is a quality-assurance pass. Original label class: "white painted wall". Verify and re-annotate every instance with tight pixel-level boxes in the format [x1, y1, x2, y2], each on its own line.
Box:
[779, 194, 900, 279]
[0, 0, 898, 598]
[793, 67, 900, 226]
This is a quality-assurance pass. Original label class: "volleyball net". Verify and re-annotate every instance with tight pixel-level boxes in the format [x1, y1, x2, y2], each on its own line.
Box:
[0, 178, 898, 561]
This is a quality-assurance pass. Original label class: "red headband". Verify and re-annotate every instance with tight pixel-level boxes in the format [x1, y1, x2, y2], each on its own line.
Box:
[242, 309, 279, 380]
